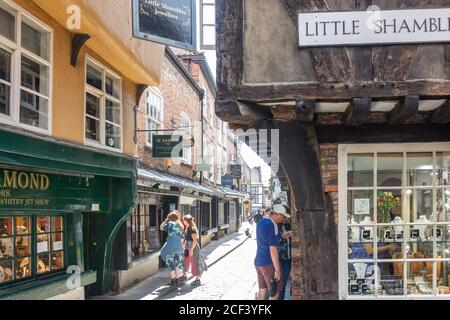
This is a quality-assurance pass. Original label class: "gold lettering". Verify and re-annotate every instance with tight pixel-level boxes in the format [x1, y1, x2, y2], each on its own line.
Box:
[30, 173, 39, 190]
[3, 170, 17, 189]
[17, 172, 29, 189]
[0, 190, 10, 197]
[40, 175, 49, 190]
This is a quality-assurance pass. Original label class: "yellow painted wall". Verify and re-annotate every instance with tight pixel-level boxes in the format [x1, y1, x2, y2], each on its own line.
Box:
[11, 0, 143, 157]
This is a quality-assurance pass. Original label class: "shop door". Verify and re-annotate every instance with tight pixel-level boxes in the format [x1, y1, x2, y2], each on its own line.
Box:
[82, 213, 97, 296]
[158, 206, 166, 268]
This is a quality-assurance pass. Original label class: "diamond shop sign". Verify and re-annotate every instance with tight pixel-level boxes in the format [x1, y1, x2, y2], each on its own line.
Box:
[298, 8, 450, 47]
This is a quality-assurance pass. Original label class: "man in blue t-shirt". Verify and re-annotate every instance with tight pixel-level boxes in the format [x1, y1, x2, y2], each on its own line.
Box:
[254, 204, 291, 300]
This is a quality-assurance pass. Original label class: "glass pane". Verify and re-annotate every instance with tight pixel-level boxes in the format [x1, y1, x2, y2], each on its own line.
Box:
[436, 238, 450, 259]
[21, 55, 49, 95]
[36, 216, 50, 233]
[0, 48, 11, 82]
[0, 217, 13, 236]
[105, 75, 120, 98]
[436, 261, 450, 295]
[347, 190, 374, 223]
[37, 253, 50, 274]
[0, 259, 13, 283]
[86, 65, 102, 90]
[405, 188, 434, 223]
[51, 217, 63, 232]
[21, 20, 49, 60]
[436, 189, 450, 222]
[106, 99, 121, 124]
[16, 217, 30, 235]
[15, 236, 31, 257]
[105, 123, 121, 149]
[437, 152, 450, 186]
[406, 240, 433, 260]
[377, 153, 403, 187]
[406, 261, 433, 295]
[0, 237, 14, 259]
[51, 251, 64, 271]
[0, 83, 10, 116]
[202, 5, 215, 24]
[85, 117, 100, 141]
[37, 233, 49, 253]
[15, 257, 31, 279]
[86, 92, 99, 118]
[20, 90, 48, 130]
[377, 227, 401, 260]
[406, 153, 433, 187]
[377, 190, 402, 223]
[347, 154, 373, 187]
[52, 233, 63, 251]
[0, 4, 15, 41]
[379, 262, 404, 296]
[202, 26, 215, 46]
[347, 262, 376, 296]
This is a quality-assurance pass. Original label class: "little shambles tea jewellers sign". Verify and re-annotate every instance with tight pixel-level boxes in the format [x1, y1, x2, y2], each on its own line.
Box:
[132, 0, 196, 50]
[298, 8, 450, 47]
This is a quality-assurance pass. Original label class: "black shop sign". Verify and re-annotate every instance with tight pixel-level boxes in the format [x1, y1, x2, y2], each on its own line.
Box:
[132, 0, 196, 50]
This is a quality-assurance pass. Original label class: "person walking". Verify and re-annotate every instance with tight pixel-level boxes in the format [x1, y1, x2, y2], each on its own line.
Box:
[182, 215, 208, 286]
[160, 211, 185, 287]
[254, 204, 291, 300]
[278, 218, 292, 300]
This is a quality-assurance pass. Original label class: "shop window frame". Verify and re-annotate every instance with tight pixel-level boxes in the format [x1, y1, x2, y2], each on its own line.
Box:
[180, 112, 192, 165]
[199, 0, 216, 50]
[84, 56, 123, 153]
[0, 0, 53, 135]
[338, 142, 450, 300]
[145, 87, 164, 148]
[0, 212, 67, 289]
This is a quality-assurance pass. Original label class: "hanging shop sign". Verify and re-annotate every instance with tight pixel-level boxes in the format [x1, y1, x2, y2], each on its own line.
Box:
[229, 165, 242, 179]
[298, 8, 450, 47]
[152, 135, 184, 159]
[221, 174, 233, 188]
[132, 0, 196, 50]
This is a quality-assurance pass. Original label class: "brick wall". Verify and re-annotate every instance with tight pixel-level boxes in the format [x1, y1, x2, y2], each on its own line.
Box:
[290, 142, 339, 300]
[137, 54, 201, 180]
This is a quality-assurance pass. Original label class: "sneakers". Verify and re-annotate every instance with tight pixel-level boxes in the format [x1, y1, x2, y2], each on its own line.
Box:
[191, 279, 201, 286]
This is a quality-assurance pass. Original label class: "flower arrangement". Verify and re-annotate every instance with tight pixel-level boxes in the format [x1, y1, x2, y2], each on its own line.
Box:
[377, 192, 401, 223]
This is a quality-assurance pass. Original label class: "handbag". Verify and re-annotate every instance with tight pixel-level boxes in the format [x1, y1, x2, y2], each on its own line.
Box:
[184, 248, 190, 257]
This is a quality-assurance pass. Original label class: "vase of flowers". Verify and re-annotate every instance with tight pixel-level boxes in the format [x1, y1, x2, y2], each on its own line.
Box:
[377, 192, 401, 240]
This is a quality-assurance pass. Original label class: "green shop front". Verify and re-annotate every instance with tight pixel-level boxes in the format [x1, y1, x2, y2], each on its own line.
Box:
[0, 129, 136, 299]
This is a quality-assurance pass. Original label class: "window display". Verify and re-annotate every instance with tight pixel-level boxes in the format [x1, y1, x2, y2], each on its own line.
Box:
[0, 215, 64, 286]
[344, 147, 450, 298]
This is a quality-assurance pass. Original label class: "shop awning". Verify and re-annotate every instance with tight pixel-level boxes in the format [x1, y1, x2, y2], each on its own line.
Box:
[137, 167, 223, 197]
[218, 186, 246, 199]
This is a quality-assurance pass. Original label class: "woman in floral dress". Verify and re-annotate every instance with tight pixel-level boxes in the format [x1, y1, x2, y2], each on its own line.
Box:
[160, 211, 185, 286]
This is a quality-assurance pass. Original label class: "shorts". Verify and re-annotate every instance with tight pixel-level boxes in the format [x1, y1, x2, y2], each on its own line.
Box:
[255, 264, 283, 294]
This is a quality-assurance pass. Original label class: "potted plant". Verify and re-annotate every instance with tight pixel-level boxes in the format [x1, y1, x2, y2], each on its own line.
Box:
[377, 192, 400, 240]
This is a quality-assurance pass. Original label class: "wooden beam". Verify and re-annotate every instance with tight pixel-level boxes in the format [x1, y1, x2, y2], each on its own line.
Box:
[430, 100, 450, 124]
[316, 124, 450, 144]
[217, 81, 450, 104]
[388, 95, 419, 124]
[343, 97, 371, 126]
[215, 100, 272, 126]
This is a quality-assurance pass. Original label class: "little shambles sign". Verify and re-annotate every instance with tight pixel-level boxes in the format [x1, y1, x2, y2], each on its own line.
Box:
[298, 8, 450, 47]
[132, 0, 196, 50]
[152, 135, 184, 159]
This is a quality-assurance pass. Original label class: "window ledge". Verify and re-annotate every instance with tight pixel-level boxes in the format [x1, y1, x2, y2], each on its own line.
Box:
[0, 270, 96, 300]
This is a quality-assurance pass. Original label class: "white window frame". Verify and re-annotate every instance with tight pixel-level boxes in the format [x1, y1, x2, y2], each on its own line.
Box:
[180, 112, 192, 165]
[0, 0, 53, 135]
[199, 0, 216, 50]
[145, 87, 164, 148]
[84, 56, 123, 152]
[338, 142, 450, 300]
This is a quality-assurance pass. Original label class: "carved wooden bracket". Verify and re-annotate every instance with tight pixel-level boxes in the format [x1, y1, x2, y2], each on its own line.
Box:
[215, 100, 272, 126]
[71, 33, 91, 67]
[388, 95, 419, 124]
[136, 84, 148, 106]
[343, 97, 372, 126]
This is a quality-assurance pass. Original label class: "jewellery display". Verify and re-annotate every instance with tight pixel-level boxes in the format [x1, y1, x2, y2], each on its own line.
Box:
[353, 263, 368, 279]
[413, 215, 431, 240]
[360, 217, 374, 242]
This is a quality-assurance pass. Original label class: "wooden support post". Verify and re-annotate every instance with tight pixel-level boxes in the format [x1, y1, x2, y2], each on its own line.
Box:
[343, 97, 371, 126]
[388, 95, 419, 124]
[71, 33, 91, 67]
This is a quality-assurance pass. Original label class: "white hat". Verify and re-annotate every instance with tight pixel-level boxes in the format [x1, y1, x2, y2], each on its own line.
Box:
[272, 204, 291, 218]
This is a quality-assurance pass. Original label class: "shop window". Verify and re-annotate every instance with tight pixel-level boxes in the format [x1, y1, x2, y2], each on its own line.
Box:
[201, 202, 211, 231]
[85, 57, 122, 151]
[145, 88, 163, 147]
[131, 204, 158, 260]
[199, 0, 215, 50]
[342, 145, 450, 299]
[0, 215, 64, 286]
[0, 0, 51, 133]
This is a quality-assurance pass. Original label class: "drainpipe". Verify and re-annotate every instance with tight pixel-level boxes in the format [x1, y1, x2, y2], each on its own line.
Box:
[199, 90, 205, 185]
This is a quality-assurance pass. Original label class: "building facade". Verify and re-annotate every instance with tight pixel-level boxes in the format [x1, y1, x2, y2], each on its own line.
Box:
[216, 0, 450, 300]
[0, 0, 164, 299]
